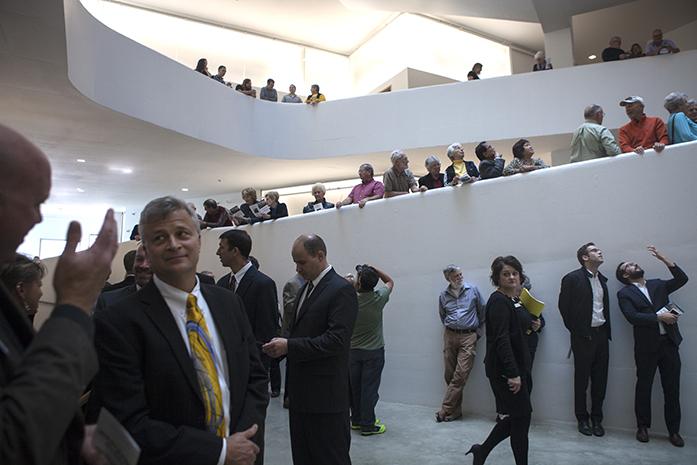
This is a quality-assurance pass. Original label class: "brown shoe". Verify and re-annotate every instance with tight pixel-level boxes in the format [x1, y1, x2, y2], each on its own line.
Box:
[636, 427, 649, 443]
[669, 433, 684, 447]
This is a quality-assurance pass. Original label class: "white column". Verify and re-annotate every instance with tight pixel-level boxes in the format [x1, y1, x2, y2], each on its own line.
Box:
[543, 27, 575, 69]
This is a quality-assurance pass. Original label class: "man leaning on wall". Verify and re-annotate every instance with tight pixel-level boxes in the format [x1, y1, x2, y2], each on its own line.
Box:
[0, 123, 118, 465]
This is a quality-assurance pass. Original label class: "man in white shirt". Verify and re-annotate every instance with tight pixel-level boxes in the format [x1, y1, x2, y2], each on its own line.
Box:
[93, 197, 269, 465]
[558, 243, 611, 437]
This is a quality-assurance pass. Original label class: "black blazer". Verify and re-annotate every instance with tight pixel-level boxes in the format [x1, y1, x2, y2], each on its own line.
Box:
[268, 203, 288, 220]
[216, 267, 280, 344]
[558, 267, 612, 339]
[92, 280, 269, 465]
[617, 265, 688, 353]
[286, 268, 358, 414]
[445, 161, 479, 184]
[95, 283, 137, 314]
[103, 274, 135, 292]
[302, 200, 334, 214]
[1, 283, 97, 465]
[478, 158, 505, 180]
[484, 291, 531, 380]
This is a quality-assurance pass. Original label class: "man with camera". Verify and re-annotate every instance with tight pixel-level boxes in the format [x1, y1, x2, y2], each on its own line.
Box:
[349, 264, 394, 435]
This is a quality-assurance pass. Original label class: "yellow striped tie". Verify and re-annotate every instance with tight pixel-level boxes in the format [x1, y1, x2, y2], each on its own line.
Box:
[186, 294, 225, 437]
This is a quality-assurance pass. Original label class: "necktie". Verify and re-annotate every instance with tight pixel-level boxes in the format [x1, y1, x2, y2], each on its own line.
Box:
[185, 294, 225, 437]
[305, 281, 314, 300]
[228, 274, 237, 292]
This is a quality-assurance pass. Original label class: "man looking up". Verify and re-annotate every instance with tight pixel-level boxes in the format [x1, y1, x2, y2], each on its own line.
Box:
[558, 243, 611, 437]
[263, 235, 358, 465]
[0, 123, 118, 465]
[93, 197, 269, 465]
[217, 229, 281, 396]
[475, 141, 505, 180]
[570, 105, 621, 163]
[618, 96, 668, 154]
[616, 246, 688, 447]
[336, 163, 384, 209]
[383, 150, 427, 198]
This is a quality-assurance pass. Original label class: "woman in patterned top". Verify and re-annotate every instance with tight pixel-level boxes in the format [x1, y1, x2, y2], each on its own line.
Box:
[503, 139, 549, 176]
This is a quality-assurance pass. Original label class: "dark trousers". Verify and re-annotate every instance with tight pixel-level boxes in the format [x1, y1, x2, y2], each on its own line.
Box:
[480, 414, 531, 465]
[571, 324, 609, 422]
[259, 352, 281, 393]
[635, 336, 681, 433]
[349, 347, 385, 429]
[289, 410, 351, 465]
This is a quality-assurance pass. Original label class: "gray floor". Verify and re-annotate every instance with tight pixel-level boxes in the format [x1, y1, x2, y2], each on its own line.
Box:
[264, 397, 696, 465]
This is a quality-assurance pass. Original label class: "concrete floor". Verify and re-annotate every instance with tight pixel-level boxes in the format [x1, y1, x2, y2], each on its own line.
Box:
[264, 397, 696, 465]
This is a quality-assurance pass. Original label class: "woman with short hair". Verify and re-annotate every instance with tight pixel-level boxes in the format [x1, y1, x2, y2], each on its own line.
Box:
[0, 254, 45, 323]
[468, 255, 532, 465]
[503, 139, 549, 176]
[664, 92, 697, 144]
[418, 156, 447, 190]
[261, 191, 288, 221]
[303, 183, 334, 213]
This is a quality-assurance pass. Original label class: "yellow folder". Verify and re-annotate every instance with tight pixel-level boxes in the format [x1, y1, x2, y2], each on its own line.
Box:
[519, 287, 545, 318]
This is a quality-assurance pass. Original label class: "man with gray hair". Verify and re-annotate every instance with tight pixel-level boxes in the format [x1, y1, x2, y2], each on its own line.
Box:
[0, 124, 118, 465]
[663, 92, 697, 144]
[336, 163, 385, 209]
[619, 96, 668, 154]
[418, 155, 448, 189]
[436, 265, 485, 422]
[93, 196, 269, 465]
[383, 150, 427, 198]
[569, 104, 621, 163]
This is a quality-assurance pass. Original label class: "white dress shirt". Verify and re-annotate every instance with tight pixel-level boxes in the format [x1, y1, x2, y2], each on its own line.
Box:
[231, 261, 253, 291]
[296, 265, 333, 314]
[586, 269, 606, 327]
[153, 274, 230, 465]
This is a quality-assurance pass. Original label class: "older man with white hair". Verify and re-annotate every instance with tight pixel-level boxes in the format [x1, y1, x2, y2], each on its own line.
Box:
[383, 150, 427, 198]
[664, 92, 697, 144]
[570, 104, 621, 163]
[618, 96, 668, 154]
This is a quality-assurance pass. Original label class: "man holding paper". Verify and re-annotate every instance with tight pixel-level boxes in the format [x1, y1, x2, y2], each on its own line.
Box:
[558, 243, 611, 437]
[616, 245, 688, 447]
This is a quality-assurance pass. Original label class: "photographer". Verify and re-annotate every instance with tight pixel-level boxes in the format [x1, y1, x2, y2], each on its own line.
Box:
[349, 264, 394, 436]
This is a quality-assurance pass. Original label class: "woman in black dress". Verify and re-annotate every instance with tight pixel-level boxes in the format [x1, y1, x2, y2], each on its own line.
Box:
[467, 256, 532, 465]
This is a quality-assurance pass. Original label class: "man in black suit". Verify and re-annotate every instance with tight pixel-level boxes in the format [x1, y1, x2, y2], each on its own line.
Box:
[216, 229, 280, 395]
[558, 242, 611, 437]
[93, 197, 269, 465]
[95, 242, 152, 313]
[0, 123, 117, 465]
[616, 245, 688, 447]
[102, 249, 136, 292]
[263, 235, 358, 465]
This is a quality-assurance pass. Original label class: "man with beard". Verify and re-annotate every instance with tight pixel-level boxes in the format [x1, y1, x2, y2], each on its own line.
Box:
[616, 245, 688, 447]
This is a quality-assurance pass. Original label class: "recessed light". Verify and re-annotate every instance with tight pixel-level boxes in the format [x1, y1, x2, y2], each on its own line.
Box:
[181, 187, 189, 192]
[588, 54, 597, 60]
[121, 168, 133, 174]
[76, 187, 85, 193]
[76, 158, 86, 163]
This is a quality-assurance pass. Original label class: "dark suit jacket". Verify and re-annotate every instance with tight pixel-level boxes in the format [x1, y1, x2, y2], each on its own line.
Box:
[95, 283, 137, 314]
[93, 280, 269, 465]
[617, 265, 688, 353]
[418, 173, 446, 189]
[484, 291, 531, 380]
[302, 201, 335, 214]
[478, 158, 505, 179]
[103, 274, 135, 292]
[286, 268, 358, 414]
[1, 283, 97, 465]
[559, 267, 612, 339]
[216, 267, 280, 344]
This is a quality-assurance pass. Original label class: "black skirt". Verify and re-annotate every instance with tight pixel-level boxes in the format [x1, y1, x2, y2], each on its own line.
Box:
[489, 375, 532, 418]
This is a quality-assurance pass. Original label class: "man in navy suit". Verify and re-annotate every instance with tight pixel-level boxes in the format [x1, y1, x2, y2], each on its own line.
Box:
[263, 235, 358, 465]
[217, 229, 280, 395]
[93, 197, 268, 465]
[616, 245, 689, 447]
[95, 242, 152, 314]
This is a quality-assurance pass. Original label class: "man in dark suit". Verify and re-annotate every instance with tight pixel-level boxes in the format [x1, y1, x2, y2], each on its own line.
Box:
[216, 229, 280, 395]
[95, 242, 152, 313]
[0, 123, 117, 465]
[102, 249, 136, 292]
[558, 242, 611, 437]
[263, 234, 358, 465]
[93, 197, 269, 465]
[616, 245, 689, 447]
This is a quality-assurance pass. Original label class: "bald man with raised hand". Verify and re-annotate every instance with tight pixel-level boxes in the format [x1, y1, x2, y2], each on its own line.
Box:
[0, 124, 118, 465]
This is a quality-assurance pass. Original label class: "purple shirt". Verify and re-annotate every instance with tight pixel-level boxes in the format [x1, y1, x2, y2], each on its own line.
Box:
[349, 180, 385, 203]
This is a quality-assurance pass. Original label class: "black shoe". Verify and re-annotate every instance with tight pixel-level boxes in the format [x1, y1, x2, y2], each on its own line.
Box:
[270, 390, 280, 398]
[669, 433, 684, 447]
[282, 397, 289, 409]
[636, 427, 649, 443]
[465, 444, 485, 465]
[578, 420, 592, 436]
[591, 420, 605, 437]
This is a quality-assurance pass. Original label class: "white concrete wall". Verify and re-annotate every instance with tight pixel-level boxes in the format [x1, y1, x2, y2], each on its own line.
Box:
[64, 0, 697, 161]
[37, 142, 697, 434]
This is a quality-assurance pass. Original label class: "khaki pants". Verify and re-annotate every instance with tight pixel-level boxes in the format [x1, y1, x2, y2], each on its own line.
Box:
[439, 329, 478, 418]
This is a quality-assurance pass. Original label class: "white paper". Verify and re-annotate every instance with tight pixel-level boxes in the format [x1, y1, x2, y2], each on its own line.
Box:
[313, 203, 324, 211]
[94, 408, 141, 465]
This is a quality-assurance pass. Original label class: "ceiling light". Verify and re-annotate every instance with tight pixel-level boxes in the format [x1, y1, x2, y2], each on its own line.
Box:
[121, 168, 133, 174]
[76, 187, 85, 193]
[181, 187, 189, 192]
[588, 54, 597, 60]
[76, 158, 86, 163]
